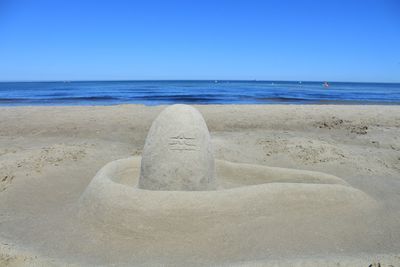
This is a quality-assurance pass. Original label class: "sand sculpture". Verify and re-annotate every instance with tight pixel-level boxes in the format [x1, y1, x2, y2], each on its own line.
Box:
[78, 105, 377, 260]
[139, 104, 216, 191]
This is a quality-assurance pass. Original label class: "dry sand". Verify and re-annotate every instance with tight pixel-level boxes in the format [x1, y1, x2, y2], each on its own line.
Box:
[0, 104, 400, 266]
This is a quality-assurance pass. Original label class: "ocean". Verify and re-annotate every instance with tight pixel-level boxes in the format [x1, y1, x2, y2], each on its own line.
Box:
[0, 80, 399, 106]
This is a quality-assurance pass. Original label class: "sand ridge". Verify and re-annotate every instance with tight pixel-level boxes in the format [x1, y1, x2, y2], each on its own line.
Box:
[79, 156, 377, 234]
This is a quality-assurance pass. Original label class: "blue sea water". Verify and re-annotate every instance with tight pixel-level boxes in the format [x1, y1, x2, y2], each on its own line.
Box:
[0, 81, 399, 106]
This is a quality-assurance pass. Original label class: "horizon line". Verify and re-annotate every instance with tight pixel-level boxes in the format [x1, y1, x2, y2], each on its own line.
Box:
[0, 79, 399, 84]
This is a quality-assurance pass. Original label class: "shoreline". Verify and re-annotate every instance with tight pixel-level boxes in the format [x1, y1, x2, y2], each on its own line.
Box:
[1, 102, 400, 107]
[1, 101, 400, 107]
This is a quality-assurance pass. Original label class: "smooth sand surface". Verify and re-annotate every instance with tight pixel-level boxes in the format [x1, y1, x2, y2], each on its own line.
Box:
[1, 105, 400, 266]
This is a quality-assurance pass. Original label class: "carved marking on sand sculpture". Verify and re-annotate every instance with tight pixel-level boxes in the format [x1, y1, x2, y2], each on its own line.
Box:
[169, 133, 197, 151]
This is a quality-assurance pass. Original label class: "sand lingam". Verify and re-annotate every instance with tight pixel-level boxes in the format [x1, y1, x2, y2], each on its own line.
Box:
[139, 104, 216, 191]
[79, 105, 377, 253]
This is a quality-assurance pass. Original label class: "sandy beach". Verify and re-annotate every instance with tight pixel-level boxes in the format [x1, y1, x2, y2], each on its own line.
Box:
[1, 104, 400, 266]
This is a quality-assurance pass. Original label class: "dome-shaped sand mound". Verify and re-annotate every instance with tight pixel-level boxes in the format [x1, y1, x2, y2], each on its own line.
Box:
[139, 104, 216, 191]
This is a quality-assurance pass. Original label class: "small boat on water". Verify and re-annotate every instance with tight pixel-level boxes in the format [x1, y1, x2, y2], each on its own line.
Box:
[323, 81, 330, 88]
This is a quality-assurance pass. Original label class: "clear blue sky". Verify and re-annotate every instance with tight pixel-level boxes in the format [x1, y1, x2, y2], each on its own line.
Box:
[0, 0, 399, 82]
